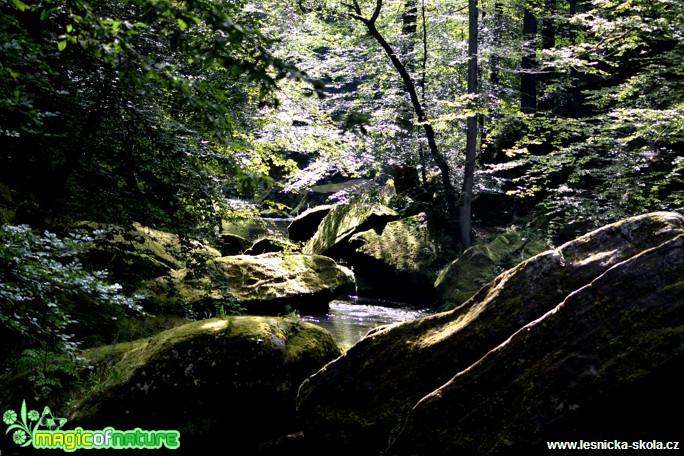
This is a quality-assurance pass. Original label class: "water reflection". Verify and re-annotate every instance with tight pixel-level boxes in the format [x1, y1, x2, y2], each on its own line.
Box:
[301, 296, 433, 350]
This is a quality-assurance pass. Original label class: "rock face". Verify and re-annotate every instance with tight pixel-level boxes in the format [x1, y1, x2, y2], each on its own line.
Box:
[70, 316, 343, 453]
[287, 204, 335, 243]
[296, 212, 684, 455]
[146, 253, 355, 315]
[347, 213, 439, 302]
[245, 237, 298, 255]
[435, 230, 549, 310]
[303, 203, 398, 256]
[215, 253, 355, 314]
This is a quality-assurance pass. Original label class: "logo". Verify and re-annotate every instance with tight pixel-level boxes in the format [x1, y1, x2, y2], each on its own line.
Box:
[3, 400, 180, 452]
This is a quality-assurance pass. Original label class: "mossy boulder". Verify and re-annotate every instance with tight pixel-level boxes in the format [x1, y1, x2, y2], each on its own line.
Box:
[435, 230, 549, 310]
[74, 222, 222, 286]
[303, 202, 398, 256]
[287, 204, 335, 243]
[216, 232, 252, 255]
[245, 236, 299, 255]
[347, 213, 439, 302]
[390, 232, 684, 455]
[215, 253, 355, 314]
[144, 253, 355, 315]
[296, 212, 684, 455]
[69, 316, 342, 453]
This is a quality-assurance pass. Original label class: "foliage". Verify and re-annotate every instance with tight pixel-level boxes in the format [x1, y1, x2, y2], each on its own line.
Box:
[482, 0, 684, 239]
[0, 0, 321, 235]
[0, 225, 140, 387]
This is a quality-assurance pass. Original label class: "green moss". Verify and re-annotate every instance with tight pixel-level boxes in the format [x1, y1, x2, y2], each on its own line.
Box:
[436, 230, 550, 310]
[286, 323, 343, 362]
[303, 203, 398, 255]
[72, 316, 342, 424]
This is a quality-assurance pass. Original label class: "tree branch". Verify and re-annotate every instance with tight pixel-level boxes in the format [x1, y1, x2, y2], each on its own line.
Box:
[370, 0, 383, 25]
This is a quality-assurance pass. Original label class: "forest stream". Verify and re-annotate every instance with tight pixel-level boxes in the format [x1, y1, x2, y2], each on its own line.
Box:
[301, 296, 434, 350]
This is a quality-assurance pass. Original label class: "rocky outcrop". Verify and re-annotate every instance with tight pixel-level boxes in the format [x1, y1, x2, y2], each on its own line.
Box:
[145, 253, 355, 315]
[302, 203, 398, 256]
[75, 222, 222, 287]
[296, 212, 684, 455]
[70, 316, 342, 453]
[216, 232, 252, 255]
[214, 253, 355, 314]
[435, 230, 549, 310]
[287, 204, 335, 243]
[245, 237, 298, 255]
[347, 213, 440, 302]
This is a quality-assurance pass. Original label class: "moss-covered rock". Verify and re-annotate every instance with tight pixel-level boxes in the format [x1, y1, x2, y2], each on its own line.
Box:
[245, 236, 299, 255]
[347, 213, 439, 302]
[287, 204, 335, 243]
[435, 229, 550, 310]
[391, 233, 684, 455]
[303, 202, 398, 256]
[75, 222, 222, 287]
[69, 316, 342, 453]
[215, 253, 355, 314]
[296, 212, 684, 455]
[216, 232, 252, 255]
[144, 253, 355, 315]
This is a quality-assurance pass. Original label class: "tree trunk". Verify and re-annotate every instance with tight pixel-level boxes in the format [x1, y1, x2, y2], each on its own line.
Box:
[460, 0, 479, 247]
[521, 8, 538, 114]
[569, 0, 583, 117]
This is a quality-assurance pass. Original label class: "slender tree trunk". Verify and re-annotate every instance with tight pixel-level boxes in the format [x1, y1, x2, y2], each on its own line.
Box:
[569, 0, 583, 117]
[490, 1, 503, 87]
[398, 0, 427, 185]
[460, 0, 479, 247]
[418, 0, 428, 183]
[348, 0, 460, 225]
[521, 8, 538, 114]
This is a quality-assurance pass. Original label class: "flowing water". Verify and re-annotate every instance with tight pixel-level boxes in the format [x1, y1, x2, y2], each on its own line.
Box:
[301, 296, 434, 350]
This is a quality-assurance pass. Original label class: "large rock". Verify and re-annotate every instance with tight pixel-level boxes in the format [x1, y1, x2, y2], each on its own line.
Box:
[216, 232, 252, 255]
[74, 222, 222, 287]
[287, 204, 335, 243]
[390, 233, 684, 455]
[70, 316, 342, 453]
[347, 213, 440, 302]
[303, 202, 398, 256]
[296, 212, 684, 455]
[435, 230, 549, 310]
[215, 253, 355, 314]
[245, 237, 299, 255]
[145, 253, 355, 315]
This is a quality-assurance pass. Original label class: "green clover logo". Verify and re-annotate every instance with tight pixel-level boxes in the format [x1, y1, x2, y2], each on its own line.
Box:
[4, 400, 68, 448]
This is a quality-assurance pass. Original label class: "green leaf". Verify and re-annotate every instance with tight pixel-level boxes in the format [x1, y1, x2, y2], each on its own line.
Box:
[12, 0, 29, 12]
[66, 24, 73, 33]
[40, 8, 50, 21]
[177, 18, 188, 30]
[58, 41, 67, 51]
[20, 400, 27, 427]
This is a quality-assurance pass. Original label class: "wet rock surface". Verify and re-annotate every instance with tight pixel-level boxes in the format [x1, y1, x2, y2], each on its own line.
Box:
[296, 212, 684, 455]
